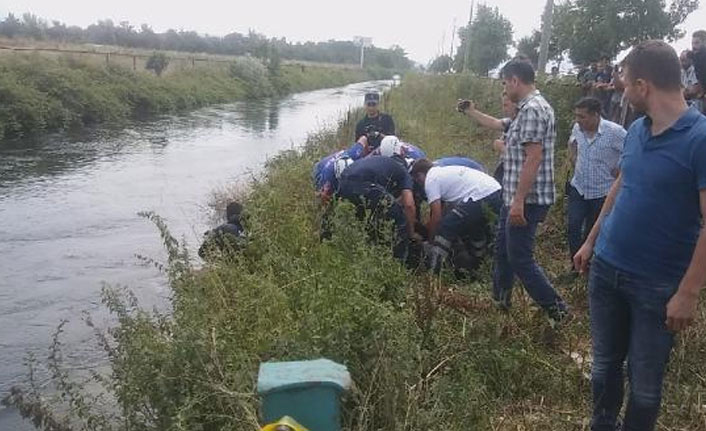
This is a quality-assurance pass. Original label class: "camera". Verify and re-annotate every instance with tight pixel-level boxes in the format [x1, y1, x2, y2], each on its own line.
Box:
[364, 124, 381, 140]
[457, 99, 471, 113]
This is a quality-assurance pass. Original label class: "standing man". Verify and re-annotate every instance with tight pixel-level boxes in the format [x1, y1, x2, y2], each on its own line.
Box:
[574, 40, 706, 431]
[567, 97, 626, 271]
[494, 60, 567, 324]
[355, 92, 395, 149]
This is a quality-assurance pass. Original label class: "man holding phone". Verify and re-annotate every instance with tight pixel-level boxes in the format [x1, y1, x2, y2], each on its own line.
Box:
[355, 92, 396, 148]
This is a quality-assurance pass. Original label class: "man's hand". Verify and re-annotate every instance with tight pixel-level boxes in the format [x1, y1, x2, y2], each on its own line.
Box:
[508, 200, 527, 227]
[666, 287, 700, 332]
[573, 241, 594, 274]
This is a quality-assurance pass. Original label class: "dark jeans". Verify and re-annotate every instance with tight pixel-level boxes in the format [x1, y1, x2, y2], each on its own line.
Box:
[589, 256, 677, 431]
[437, 191, 502, 245]
[567, 184, 605, 262]
[338, 179, 408, 259]
[493, 204, 566, 313]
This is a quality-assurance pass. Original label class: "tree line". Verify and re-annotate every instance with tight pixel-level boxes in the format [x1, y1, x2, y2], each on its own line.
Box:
[0, 13, 413, 70]
[430, 0, 699, 75]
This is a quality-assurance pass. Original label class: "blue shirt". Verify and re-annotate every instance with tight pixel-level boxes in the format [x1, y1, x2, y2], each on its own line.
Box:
[570, 119, 626, 199]
[596, 107, 706, 282]
[341, 156, 413, 197]
[435, 156, 485, 172]
[312, 142, 366, 193]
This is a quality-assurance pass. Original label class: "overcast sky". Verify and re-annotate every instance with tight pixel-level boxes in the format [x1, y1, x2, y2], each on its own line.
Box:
[3, 0, 706, 64]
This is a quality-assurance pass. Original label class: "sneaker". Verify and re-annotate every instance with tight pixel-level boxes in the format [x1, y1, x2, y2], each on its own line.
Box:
[492, 298, 511, 312]
[547, 306, 570, 329]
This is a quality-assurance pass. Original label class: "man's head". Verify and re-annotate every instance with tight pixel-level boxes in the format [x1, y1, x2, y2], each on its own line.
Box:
[621, 40, 682, 113]
[500, 60, 536, 103]
[574, 97, 602, 133]
[410, 158, 434, 186]
[681, 50, 693, 70]
[226, 201, 243, 224]
[364, 92, 380, 116]
[692, 30, 706, 52]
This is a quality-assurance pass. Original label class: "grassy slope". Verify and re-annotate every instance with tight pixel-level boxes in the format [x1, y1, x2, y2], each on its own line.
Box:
[5, 74, 706, 431]
[0, 54, 378, 140]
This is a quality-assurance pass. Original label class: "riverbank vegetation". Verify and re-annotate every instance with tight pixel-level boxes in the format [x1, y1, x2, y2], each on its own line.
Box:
[0, 54, 386, 139]
[5, 74, 706, 430]
[0, 12, 413, 70]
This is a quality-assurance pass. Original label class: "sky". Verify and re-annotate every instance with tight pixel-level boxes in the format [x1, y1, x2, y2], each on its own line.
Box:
[3, 0, 706, 64]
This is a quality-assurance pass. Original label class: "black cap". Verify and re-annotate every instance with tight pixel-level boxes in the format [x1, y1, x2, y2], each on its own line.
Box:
[364, 92, 380, 103]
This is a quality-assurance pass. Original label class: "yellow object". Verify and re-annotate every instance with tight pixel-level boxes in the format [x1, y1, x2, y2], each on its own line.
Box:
[260, 416, 309, 431]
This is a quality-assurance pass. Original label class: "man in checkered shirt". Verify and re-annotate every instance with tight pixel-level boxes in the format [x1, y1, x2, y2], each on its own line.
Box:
[567, 97, 626, 270]
[494, 60, 567, 325]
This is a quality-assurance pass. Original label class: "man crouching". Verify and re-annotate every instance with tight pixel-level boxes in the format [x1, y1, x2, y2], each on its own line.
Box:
[410, 158, 502, 273]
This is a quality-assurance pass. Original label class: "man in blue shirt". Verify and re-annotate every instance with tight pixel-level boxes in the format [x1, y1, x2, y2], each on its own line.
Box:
[338, 155, 420, 260]
[567, 97, 626, 268]
[312, 136, 370, 204]
[372, 135, 426, 160]
[574, 41, 706, 431]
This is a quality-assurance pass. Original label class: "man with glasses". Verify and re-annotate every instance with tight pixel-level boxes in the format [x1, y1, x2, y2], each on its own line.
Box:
[355, 92, 396, 148]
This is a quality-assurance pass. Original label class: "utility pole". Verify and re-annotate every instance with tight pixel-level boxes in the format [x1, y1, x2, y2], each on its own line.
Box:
[354, 36, 372, 68]
[463, 0, 475, 73]
[537, 0, 554, 75]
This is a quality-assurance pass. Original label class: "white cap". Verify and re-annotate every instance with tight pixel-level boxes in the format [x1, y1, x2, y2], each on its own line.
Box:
[379, 135, 404, 158]
[334, 157, 355, 180]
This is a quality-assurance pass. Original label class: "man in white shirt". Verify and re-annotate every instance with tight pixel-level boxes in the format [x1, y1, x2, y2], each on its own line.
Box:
[411, 158, 502, 272]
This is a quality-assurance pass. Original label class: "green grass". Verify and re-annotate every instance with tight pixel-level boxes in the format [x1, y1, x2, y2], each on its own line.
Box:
[4, 74, 706, 431]
[0, 54, 379, 140]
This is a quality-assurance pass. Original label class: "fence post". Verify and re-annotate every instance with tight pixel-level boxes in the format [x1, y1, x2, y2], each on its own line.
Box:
[105, 53, 110, 66]
[133, 55, 137, 71]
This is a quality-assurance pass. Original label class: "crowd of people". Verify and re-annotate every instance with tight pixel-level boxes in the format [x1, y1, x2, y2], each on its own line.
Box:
[200, 33, 706, 431]
[308, 35, 706, 431]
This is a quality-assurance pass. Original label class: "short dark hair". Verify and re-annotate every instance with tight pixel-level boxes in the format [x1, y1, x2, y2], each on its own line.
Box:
[500, 60, 535, 84]
[410, 158, 434, 177]
[226, 201, 243, 223]
[693, 30, 706, 42]
[622, 40, 681, 91]
[574, 97, 602, 114]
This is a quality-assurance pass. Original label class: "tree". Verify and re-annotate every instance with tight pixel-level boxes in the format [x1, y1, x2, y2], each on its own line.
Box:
[454, 5, 513, 76]
[146, 52, 170, 76]
[516, 30, 563, 69]
[554, 0, 699, 65]
[429, 55, 454, 74]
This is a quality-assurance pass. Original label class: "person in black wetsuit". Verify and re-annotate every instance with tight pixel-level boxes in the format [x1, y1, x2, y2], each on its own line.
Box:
[198, 201, 247, 260]
[355, 92, 395, 149]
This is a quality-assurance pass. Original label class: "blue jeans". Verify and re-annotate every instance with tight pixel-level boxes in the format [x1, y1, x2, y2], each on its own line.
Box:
[493, 204, 566, 313]
[589, 256, 677, 431]
[567, 184, 605, 261]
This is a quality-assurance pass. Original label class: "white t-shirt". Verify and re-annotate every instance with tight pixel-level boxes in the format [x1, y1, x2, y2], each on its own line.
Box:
[424, 166, 501, 204]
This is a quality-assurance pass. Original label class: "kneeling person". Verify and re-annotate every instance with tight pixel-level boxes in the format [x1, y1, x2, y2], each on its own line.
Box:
[338, 155, 420, 259]
[411, 159, 502, 272]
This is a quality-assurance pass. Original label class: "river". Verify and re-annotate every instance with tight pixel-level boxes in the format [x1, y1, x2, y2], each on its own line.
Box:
[0, 80, 393, 429]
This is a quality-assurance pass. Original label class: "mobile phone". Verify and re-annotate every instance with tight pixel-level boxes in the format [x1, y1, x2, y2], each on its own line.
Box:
[457, 99, 471, 113]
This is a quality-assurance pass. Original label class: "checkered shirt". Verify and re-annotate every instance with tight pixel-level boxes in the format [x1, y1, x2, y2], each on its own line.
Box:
[502, 90, 557, 206]
[570, 119, 626, 199]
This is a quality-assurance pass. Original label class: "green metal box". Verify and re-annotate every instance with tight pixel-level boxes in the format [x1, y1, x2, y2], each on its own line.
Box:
[257, 359, 351, 431]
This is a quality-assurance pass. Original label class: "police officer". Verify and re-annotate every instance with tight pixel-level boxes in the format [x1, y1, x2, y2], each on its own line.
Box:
[312, 136, 370, 204]
[338, 155, 420, 260]
[198, 201, 248, 260]
[355, 92, 396, 148]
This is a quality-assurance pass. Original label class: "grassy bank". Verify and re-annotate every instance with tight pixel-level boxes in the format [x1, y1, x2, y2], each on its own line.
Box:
[5, 74, 706, 431]
[0, 54, 386, 140]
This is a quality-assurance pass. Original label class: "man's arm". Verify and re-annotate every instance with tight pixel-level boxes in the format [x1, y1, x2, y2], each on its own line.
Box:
[666, 189, 706, 332]
[460, 100, 507, 131]
[509, 143, 543, 226]
[400, 189, 420, 239]
[426, 200, 443, 239]
[568, 138, 578, 167]
[573, 173, 623, 273]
